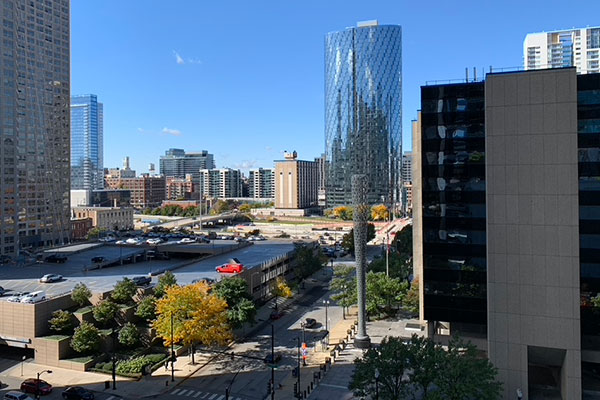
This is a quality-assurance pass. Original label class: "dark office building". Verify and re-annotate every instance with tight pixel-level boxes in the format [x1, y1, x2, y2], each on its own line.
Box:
[415, 68, 593, 399]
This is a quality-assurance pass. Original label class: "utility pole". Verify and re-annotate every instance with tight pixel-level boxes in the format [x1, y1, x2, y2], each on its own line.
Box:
[296, 336, 301, 398]
[171, 312, 175, 382]
[112, 327, 116, 389]
[271, 324, 275, 400]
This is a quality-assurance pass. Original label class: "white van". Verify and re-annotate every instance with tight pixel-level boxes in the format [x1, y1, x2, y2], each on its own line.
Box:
[20, 291, 46, 304]
[4, 392, 33, 400]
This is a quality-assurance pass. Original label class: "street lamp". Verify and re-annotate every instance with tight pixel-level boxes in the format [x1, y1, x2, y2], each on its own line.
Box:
[36, 369, 52, 400]
[323, 300, 330, 345]
[294, 336, 301, 398]
[374, 369, 380, 400]
[341, 285, 347, 320]
[111, 327, 117, 389]
[171, 312, 175, 382]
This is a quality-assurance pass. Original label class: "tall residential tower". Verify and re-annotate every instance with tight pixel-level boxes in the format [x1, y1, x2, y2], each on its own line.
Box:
[0, 0, 71, 256]
[524, 27, 600, 74]
[71, 95, 103, 190]
[324, 20, 402, 207]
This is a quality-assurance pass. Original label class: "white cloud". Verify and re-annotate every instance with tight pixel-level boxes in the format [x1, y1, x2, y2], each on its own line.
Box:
[173, 50, 185, 65]
[233, 160, 258, 170]
[162, 127, 182, 136]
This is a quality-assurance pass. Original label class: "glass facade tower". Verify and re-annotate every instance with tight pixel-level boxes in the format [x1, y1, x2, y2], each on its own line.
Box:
[324, 21, 402, 207]
[71, 95, 103, 190]
[0, 0, 71, 256]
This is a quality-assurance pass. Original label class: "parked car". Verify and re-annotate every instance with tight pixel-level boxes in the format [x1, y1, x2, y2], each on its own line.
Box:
[192, 277, 216, 285]
[0, 286, 4, 296]
[146, 238, 163, 245]
[131, 276, 151, 286]
[0, 255, 12, 264]
[20, 378, 52, 395]
[178, 237, 196, 244]
[40, 274, 62, 283]
[304, 318, 317, 328]
[20, 291, 46, 304]
[125, 238, 142, 245]
[4, 391, 34, 400]
[198, 236, 210, 244]
[44, 254, 67, 263]
[115, 240, 126, 245]
[269, 310, 284, 320]
[6, 292, 29, 303]
[91, 256, 105, 263]
[263, 353, 282, 364]
[61, 386, 94, 400]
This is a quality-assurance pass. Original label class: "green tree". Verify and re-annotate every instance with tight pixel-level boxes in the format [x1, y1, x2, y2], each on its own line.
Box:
[239, 204, 252, 213]
[403, 278, 419, 314]
[154, 271, 177, 298]
[294, 244, 326, 281]
[49, 310, 74, 334]
[70, 321, 101, 355]
[349, 336, 411, 399]
[369, 252, 412, 281]
[366, 271, 408, 317]
[71, 283, 92, 307]
[214, 277, 257, 329]
[135, 295, 157, 321]
[211, 200, 232, 215]
[93, 299, 119, 326]
[118, 322, 140, 348]
[111, 278, 137, 304]
[330, 265, 357, 318]
[405, 334, 443, 399]
[86, 227, 106, 240]
[431, 336, 502, 400]
[341, 224, 376, 255]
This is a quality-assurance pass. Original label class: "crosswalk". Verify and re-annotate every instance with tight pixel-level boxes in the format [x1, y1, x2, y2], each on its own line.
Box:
[106, 396, 117, 400]
[169, 388, 245, 400]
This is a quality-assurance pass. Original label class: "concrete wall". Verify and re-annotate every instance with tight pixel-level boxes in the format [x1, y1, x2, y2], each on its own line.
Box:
[412, 112, 425, 323]
[485, 68, 581, 399]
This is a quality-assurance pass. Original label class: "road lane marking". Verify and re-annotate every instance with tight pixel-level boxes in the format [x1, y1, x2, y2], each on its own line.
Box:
[193, 391, 204, 398]
[171, 389, 182, 395]
[106, 396, 115, 400]
[215, 395, 225, 400]
[208, 394, 218, 400]
[200, 393, 209, 398]
[320, 383, 348, 389]
[186, 391, 196, 396]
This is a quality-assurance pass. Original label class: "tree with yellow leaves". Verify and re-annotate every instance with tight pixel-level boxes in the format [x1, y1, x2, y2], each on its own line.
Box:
[371, 204, 389, 221]
[271, 276, 293, 311]
[153, 282, 232, 363]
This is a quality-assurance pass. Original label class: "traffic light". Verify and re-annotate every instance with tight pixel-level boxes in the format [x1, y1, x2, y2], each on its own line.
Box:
[266, 379, 272, 394]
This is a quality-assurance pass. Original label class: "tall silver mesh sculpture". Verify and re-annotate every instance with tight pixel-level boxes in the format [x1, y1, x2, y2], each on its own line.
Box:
[352, 174, 371, 348]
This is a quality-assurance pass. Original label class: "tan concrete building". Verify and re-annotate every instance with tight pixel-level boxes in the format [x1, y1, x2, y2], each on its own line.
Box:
[274, 151, 319, 209]
[166, 174, 194, 200]
[71, 207, 134, 231]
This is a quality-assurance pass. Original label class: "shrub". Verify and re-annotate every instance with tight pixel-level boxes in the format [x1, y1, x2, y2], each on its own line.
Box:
[118, 323, 139, 348]
[154, 271, 177, 298]
[49, 310, 74, 334]
[93, 299, 118, 326]
[71, 283, 92, 307]
[115, 354, 166, 374]
[111, 278, 137, 304]
[71, 321, 101, 354]
[135, 295, 157, 321]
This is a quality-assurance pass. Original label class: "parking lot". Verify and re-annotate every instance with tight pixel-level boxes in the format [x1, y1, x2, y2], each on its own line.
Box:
[0, 240, 296, 301]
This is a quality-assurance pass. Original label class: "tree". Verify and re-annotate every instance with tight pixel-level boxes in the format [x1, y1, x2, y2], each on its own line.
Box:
[350, 336, 411, 399]
[211, 199, 232, 215]
[403, 279, 419, 314]
[154, 271, 177, 298]
[111, 278, 137, 304]
[272, 276, 293, 299]
[86, 227, 106, 240]
[153, 283, 232, 350]
[294, 244, 325, 281]
[333, 206, 353, 220]
[118, 322, 140, 348]
[70, 321, 101, 354]
[330, 265, 357, 318]
[49, 310, 74, 334]
[71, 283, 92, 307]
[370, 252, 412, 281]
[431, 336, 502, 400]
[239, 204, 252, 213]
[135, 295, 157, 321]
[366, 272, 408, 317]
[342, 223, 376, 255]
[405, 334, 443, 399]
[371, 204, 389, 221]
[214, 277, 257, 329]
[93, 299, 119, 326]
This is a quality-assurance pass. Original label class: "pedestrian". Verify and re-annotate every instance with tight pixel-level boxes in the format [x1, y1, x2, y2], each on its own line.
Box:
[165, 360, 168, 371]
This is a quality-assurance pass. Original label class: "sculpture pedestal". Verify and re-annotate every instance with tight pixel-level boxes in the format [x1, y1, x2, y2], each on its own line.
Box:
[354, 335, 371, 349]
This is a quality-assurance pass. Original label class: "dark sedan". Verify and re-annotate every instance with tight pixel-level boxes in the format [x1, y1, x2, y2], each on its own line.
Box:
[62, 386, 94, 400]
[44, 254, 67, 263]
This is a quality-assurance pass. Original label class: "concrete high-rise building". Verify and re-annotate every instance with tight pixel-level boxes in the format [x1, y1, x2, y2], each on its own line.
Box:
[274, 152, 319, 209]
[524, 27, 600, 74]
[199, 169, 242, 199]
[71, 95, 103, 190]
[248, 168, 275, 199]
[324, 20, 402, 207]
[104, 172, 165, 209]
[166, 175, 194, 200]
[159, 149, 215, 178]
[413, 67, 600, 399]
[401, 152, 412, 183]
[0, 0, 71, 256]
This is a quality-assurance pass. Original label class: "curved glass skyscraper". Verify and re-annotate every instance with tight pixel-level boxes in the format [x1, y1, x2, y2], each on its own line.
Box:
[325, 21, 402, 207]
[71, 94, 104, 190]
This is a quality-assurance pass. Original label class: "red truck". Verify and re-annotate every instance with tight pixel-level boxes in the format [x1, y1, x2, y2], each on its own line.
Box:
[216, 258, 244, 274]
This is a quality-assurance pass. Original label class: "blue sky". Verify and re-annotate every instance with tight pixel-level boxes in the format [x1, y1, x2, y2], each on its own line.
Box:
[72, 0, 600, 174]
